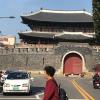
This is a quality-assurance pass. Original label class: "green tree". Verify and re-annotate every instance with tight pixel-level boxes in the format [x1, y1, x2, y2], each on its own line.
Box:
[92, 0, 100, 44]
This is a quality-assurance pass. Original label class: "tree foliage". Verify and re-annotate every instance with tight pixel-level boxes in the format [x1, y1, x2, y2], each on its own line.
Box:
[92, 0, 100, 44]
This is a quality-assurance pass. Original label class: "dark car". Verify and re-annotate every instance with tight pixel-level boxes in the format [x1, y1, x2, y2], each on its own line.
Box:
[0, 70, 14, 85]
[0, 70, 2, 78]
[93, 72, 100, 89]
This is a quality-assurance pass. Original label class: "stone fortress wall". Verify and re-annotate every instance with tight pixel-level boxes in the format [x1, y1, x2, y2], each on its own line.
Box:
[0, 43, 100, 73]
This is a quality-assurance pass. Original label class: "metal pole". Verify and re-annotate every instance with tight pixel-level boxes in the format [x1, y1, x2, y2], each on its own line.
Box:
[0, 16, 15, 19]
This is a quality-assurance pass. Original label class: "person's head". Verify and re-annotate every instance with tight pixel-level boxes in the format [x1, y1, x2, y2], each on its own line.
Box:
[43, 66, 56, 79]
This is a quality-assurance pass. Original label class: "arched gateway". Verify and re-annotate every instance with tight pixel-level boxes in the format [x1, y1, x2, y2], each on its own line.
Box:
[62, 51, 85, 75]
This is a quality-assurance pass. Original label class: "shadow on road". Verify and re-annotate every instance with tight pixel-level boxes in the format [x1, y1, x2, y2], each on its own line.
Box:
[0, 86, 3, 93]
[31, 86, 44, 95]
[0, 86, 44, 96]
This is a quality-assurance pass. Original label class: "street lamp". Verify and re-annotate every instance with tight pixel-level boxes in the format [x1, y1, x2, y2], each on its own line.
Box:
[0, 16, 15, 19]
[0, 16, 15, 35]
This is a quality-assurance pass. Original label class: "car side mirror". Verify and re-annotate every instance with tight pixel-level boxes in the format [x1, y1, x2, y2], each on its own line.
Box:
[30, 77, 34, 81]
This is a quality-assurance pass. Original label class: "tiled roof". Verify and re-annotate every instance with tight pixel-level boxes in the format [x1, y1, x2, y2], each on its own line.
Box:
[19, 31, 55, 39]
[21, 9, 93, 23]
[19, 31, 93, 40]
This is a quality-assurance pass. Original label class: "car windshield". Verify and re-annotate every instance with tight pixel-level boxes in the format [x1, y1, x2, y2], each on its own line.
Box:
[7, 72, 28, 79]
[4, 71, 13, 75]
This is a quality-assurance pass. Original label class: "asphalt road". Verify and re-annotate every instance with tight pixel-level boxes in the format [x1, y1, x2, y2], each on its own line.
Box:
[0, 76, 100, 100]
[76, 78, 100, 100]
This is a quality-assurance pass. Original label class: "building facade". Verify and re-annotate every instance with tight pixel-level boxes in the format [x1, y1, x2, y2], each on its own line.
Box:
[0, 35, 16, 47]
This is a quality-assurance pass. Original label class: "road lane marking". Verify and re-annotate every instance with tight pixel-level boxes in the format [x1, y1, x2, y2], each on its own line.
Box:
[73, 80, 94, 100]
[72, 80, 94, 100]
[0, 92, 44, 99]
[0, 98, 85, 100]
[35, 92, 44, 99]
[0, 98, 41, 100]
[69, 99, 85, 100]
[72, 80, 89, 99]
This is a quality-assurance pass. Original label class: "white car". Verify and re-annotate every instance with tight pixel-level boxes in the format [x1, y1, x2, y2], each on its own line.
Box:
[3, 71, 33, 95]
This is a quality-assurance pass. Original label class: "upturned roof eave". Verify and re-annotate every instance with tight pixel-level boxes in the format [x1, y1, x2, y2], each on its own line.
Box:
[18, 31, 93, 40]
[21, 9, 93, 23]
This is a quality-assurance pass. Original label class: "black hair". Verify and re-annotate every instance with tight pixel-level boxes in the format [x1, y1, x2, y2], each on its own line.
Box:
[44, 66, 56, 77]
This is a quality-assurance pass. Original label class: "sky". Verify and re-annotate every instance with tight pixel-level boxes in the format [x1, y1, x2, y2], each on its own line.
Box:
[0, 0, 92, 42]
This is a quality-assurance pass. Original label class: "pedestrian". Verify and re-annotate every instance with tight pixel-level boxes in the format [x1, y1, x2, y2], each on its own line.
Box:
[43, 66, 59, 100]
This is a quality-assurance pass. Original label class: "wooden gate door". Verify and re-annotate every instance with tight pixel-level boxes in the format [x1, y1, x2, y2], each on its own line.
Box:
[64, 53, 82, 74]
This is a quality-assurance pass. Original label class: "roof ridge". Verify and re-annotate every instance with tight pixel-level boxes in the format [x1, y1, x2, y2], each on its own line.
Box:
[41, 9, 92, 16]
[21, 9, 92, 16]
[19, 30, 58, 34]
[55, 31, 93, 38]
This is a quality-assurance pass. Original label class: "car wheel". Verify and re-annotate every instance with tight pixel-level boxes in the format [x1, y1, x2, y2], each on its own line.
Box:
[29, 88, 32, 95]
[3, 92, 7, 95]
[93, 86, 97, 89]
[0, 83, 3, 86]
